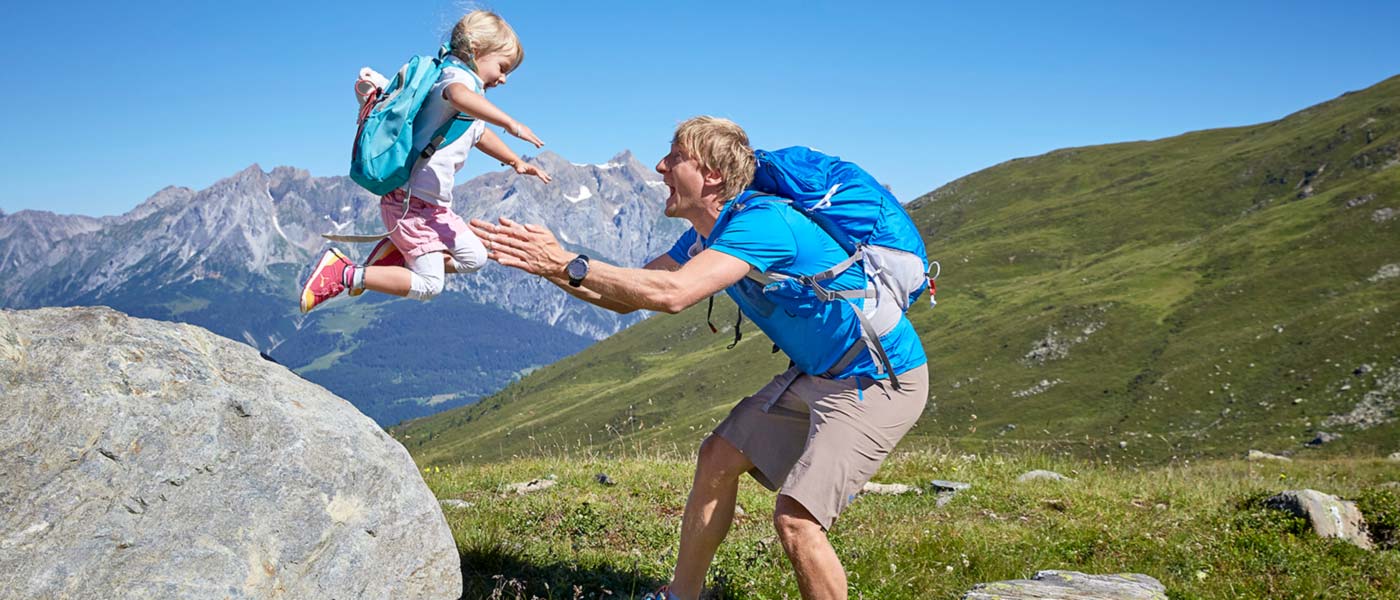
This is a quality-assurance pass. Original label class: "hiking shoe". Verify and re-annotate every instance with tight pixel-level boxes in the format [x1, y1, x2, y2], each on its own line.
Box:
[348, 238, 403, 296]
[641, 587, 676, 600]
[300, 248, 354, 313]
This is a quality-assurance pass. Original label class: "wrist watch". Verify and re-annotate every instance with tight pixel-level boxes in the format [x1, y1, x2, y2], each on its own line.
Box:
[566, 254, 590, 287]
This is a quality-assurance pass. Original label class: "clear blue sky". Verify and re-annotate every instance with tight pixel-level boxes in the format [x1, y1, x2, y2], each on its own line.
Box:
[5, 0, 1399, 217]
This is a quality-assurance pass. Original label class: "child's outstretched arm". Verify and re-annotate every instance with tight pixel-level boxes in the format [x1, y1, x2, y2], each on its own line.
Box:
[477, 129, 551, 183]
[443, 83, 544, 148]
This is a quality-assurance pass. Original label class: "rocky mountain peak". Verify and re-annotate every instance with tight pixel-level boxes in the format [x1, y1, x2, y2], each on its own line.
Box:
[270, 165, 313, 184]
[608, 149, 645, 170]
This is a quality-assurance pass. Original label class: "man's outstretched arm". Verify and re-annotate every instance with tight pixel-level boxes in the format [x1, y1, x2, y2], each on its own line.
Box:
[470, 217, 749, 314]
[546, 254, 680, 314]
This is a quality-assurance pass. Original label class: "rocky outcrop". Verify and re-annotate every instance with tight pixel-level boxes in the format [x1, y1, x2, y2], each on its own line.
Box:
[0, 307, 460, 599]
[1323, 363, 1400, 430]
[964, 570, 1166, 599]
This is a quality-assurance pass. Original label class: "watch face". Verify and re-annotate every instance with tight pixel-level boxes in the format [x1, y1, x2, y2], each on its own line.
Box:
[567, 258, 588, 279]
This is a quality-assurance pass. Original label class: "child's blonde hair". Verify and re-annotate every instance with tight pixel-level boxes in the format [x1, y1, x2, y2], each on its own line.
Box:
[450, 10, 524, 72]
[672, 116, 757, 204]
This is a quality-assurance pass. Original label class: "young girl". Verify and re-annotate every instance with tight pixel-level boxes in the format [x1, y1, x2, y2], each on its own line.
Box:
[300, 10, 551, 313]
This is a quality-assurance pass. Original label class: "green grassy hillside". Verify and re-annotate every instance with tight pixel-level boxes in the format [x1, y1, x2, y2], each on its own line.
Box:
[393, 75, 1400, 464]
[427, 452, 1399, 599]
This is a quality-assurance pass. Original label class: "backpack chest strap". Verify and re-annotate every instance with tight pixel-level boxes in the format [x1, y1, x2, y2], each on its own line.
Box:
[746, 247, 865, 291]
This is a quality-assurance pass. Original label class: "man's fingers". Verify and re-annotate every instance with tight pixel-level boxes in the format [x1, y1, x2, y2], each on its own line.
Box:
[488, 232, 522, 250]
[500, 216, 531, 235]
[468, 218, 500, 239]
[493, 252, 536, 274]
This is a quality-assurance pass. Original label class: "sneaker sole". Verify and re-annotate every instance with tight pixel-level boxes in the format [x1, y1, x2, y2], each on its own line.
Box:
[300, 249, 347, 313]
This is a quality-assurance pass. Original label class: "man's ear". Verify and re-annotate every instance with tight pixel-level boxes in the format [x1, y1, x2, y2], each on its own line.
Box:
[701, 167, 725, 187]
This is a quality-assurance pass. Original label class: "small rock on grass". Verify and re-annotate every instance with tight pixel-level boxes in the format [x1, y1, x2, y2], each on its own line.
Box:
[963, 570, 1166, 600]
[930, 480, 972, 492]
[1017, 470, 1072, 483]
[861, 482, 922, 495]
[1264, 489, 1373, 550]
[1247, 449, 1292, 462]
[502, 479, 556, 495]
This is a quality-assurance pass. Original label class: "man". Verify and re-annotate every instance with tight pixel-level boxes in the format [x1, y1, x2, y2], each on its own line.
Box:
[470, 116, 929, 600]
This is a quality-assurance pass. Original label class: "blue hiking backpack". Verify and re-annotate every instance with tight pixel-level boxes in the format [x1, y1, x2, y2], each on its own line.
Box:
[349, 44, 476, 196]
[743, 147, 938, 388]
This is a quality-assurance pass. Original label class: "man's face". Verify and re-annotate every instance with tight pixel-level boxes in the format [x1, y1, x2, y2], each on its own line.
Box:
[655, 142, 708, 219]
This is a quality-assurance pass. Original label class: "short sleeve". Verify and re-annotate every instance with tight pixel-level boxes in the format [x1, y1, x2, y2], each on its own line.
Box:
[707, 203, 796, 273]
[437, 64, 484, 96]
[666, 228, 700, 265]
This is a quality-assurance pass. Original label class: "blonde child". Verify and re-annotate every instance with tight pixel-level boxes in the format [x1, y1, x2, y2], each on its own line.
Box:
[300, 10, 551, 313]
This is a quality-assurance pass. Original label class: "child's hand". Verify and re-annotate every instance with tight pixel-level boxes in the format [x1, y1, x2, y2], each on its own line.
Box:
[506, 121, 545, 148]
[515, 161, 551, 184]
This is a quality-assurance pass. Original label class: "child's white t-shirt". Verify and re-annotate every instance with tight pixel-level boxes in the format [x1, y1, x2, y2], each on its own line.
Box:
[406, 56, 487, 207]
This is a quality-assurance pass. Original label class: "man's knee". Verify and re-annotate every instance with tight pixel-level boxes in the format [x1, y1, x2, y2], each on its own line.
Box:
[773, 494, 822, 543]
[694, 435, 752, 484]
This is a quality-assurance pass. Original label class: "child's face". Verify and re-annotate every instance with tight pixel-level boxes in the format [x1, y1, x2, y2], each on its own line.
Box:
[475, 52, 514, 88]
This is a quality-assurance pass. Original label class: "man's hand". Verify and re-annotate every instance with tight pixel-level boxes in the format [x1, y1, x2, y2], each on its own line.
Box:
[470, 216, 570, 277]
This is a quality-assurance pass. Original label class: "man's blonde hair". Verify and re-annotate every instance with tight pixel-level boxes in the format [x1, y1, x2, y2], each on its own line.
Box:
[450, 10, 524, 72]
[672, 116, 756, 204]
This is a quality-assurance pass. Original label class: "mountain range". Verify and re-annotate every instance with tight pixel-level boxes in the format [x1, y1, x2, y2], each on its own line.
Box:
[395, 75, 1400, 464]
[0, 150, 684, 425]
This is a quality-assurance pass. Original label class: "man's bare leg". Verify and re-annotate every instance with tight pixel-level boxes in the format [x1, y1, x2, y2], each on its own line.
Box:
[668, 435, 754, 600]
[774, 494, 846, 600]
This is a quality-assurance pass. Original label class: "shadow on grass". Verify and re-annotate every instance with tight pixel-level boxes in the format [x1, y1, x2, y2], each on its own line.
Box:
[459, 547, 668, 599]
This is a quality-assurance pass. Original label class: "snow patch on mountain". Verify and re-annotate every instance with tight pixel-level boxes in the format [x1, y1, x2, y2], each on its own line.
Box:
[564, 186, 594, 203]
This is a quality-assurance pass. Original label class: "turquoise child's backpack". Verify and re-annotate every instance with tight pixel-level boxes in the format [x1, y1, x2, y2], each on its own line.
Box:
[349, 44, 475, 196]
[743, 147, 939, 388]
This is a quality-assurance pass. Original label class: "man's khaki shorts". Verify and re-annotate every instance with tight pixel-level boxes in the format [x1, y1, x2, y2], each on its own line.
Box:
[713, 363, 929, 529]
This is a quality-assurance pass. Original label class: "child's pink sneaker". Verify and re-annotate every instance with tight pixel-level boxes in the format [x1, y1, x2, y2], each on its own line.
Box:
[300, 248, 354, 313]
[348, 238, 404, 297]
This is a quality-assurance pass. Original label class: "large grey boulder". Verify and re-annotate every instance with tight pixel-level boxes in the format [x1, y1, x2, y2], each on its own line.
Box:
[1264, 489, 1373, 550]
[0, 307, 461, 599]
[964, 570, 1167, 599]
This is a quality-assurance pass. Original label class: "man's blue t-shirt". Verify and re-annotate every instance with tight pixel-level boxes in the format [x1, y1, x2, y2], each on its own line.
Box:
[667, 196, 926, 380]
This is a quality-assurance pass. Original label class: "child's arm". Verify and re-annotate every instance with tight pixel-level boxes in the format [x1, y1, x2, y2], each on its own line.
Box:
[443, 83, 544, 148]
[477, 129, 551, 183]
